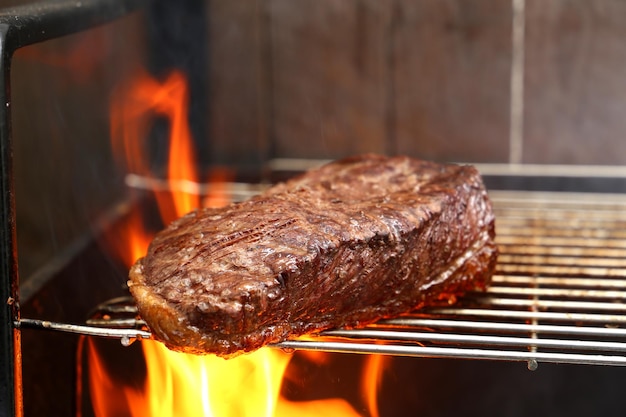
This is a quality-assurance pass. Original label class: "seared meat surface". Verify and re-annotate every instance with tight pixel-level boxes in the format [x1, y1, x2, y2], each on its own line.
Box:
[129, 154, 498, 357]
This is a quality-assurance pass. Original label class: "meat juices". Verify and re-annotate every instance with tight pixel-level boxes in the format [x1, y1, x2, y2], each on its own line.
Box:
[129, 154, 498, 357]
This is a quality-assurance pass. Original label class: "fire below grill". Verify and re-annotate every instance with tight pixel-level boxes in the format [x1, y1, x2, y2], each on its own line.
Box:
[18, 189, 626, 368]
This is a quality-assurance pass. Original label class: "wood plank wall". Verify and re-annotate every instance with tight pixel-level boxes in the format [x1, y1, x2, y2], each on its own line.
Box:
[208, 0, 626, 168]
[524, 0, 626, 165]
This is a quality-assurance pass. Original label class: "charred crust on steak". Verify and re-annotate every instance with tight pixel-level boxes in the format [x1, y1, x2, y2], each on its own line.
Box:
[128, 154, 498, 357]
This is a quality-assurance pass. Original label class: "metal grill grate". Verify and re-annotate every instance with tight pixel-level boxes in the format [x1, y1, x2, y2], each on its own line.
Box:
[276, 190, 626, 367]
[18, 190, 626, 366]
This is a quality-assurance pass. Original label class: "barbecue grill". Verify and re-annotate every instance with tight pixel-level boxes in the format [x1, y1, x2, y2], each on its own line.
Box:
[4, 0, 626, 416]
[20, 186, 626, 370]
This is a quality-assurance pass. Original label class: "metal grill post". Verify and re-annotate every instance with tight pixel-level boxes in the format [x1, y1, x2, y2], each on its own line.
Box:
[0, 21, 19, 417]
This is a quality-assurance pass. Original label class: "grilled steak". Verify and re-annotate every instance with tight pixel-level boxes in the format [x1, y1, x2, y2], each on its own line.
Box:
[129, 154, 498, 357]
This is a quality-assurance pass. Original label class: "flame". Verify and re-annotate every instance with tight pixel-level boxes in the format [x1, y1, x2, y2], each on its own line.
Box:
[203, 167, 233, 209]
[159, 70, 198, 220]
[110, 69, 200, 224]
[98, 69, 368, 417]
[126, 342, 291, 417]
[15, 28, 113, 83]
[88, 339, 362, 417]
[87, 338, 132, 417]
[100, 208, 153, 267]
[361, 355, 390, 417]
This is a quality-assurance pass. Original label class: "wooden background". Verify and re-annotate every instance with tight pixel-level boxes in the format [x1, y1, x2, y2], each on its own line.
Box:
[209, 0, 626, 167]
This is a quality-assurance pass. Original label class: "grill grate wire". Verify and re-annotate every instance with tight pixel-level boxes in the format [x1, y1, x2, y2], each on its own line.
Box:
[17, 190, 626, 366]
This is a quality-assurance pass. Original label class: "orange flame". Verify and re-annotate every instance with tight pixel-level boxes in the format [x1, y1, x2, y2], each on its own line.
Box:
[88, 339, 362, 417]
[203, 167, 233, 209]
[96, 69, 369, 417]
[100, 208, 153, 268]
[361, 355, 390, 417]
[15, 28, 113, 84]
[87, 339, 120, 417]
[126, 342, 292, 417]
[110, 69, 200, 225]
